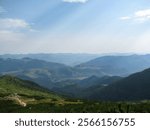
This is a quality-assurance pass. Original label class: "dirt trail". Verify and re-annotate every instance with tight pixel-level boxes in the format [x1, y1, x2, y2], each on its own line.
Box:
[7, 94, 27, 107]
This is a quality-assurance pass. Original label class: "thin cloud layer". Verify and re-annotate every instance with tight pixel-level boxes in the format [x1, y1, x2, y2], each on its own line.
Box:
[62, 0, 88, 3]
[120, 9, 150, 22]
[0, 0, 150, 54]
[0, 18, 30, 30]
[135, 9, 150, 20]
[0, 18, 33, 49]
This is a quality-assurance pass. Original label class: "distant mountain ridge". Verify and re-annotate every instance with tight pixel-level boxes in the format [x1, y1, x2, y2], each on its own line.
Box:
[0, 58, 80, 88]
[0, 57, 121, 88]
[0, 57, 70, 72]
[1, 54, 150, 100]
[0, 56, 150, 111]
[76, 54, 150, 76]
[0, 53, 101, 66]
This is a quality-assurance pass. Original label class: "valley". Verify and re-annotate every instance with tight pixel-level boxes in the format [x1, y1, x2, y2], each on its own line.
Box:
[0, 54, 150, 112]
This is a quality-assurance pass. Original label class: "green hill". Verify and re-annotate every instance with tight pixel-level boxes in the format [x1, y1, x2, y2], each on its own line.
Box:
[0, 75, 150, 113]
[0, 75, 77, 112]
[89, 68, 150, 101]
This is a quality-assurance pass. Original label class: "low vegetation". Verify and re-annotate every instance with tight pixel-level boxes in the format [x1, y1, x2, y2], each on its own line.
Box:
[0, 75, 150, 113]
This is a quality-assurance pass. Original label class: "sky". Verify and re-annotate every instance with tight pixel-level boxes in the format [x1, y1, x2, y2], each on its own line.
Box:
[0, 0, 150, 54]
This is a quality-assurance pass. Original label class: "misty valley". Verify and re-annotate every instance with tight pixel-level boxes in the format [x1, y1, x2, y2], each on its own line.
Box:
[0, 53, 150, 113]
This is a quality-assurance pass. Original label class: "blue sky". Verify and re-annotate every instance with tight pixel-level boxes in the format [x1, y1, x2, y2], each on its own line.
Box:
[0, 0, 150, 54]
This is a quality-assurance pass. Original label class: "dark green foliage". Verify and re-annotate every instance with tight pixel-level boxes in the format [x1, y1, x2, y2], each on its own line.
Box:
[76, 75, 122, 88]
[0, 100, 23, 113]
[0, 75, 150, 113]
[0, 100, 150, 113]
[52, 76, 122, 98]
[89, 68, 150, 101]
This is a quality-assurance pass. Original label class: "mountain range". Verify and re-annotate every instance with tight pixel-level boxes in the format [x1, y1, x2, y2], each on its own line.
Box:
[0, 54, 150, 102]
[0, 58, 80, 88]
[76, 54, 150, 76]
[0, 53, 101, 66]
[54, 67, 150, 101]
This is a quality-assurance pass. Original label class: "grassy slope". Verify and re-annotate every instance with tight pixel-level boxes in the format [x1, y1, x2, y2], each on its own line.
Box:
[0, 75, 150, 113]
[0, 75, 81, 112]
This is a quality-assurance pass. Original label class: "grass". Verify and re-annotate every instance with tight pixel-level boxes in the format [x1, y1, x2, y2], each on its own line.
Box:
[0, 75, 150, 113]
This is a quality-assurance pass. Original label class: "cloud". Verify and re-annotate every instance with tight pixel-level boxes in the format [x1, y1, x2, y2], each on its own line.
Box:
[0, 18, 35, 51]
[134, 9, 150, 21]
[120, 16, 131, 20]
[120, 9, 150, 22]
[0, 18, 30, 31]
[62, 0, 89, 3]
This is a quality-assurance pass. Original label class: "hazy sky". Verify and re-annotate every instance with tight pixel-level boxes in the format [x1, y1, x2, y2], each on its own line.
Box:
[0, 0, 150, 54]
